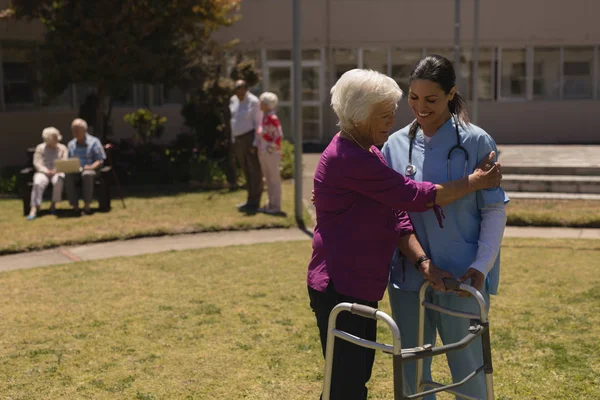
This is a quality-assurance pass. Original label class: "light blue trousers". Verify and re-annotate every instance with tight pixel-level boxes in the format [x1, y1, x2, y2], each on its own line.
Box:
[388, 285, 490, 400]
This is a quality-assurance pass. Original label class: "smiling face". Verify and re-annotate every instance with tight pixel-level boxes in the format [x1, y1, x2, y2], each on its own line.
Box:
[356, 101, 397, 146]
[408, 79, 456, 135]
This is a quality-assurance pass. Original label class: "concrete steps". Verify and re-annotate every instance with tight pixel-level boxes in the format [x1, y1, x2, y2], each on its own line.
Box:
[502, 174, 600, 195]
[502, 166, 600, 176]
[506, 192, 600, 200]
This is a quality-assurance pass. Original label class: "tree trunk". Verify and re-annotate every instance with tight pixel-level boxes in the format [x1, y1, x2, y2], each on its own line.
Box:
[96, 85, 106, 140]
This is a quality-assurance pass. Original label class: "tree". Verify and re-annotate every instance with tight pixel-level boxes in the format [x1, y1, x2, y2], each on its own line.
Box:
[1, 0, 240, 140]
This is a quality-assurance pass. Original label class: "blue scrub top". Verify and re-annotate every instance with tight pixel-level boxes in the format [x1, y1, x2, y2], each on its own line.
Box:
[382, 118, 510, 295]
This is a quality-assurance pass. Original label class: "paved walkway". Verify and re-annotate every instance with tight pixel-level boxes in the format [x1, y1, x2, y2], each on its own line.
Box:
[0, 229, 312, 273]
[0, 226, 598, 273]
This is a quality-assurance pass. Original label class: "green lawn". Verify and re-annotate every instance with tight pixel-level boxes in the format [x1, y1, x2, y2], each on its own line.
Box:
[506, 198, 600, 228]
[0, 239, 598, 399]
[0, 181, 310, 255]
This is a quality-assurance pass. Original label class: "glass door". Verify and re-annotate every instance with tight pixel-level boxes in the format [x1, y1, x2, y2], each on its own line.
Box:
[265, 57, 324, 143]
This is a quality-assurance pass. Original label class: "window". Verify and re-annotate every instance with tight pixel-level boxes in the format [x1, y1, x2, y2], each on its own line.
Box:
[390, 49, 421, 95]
[266, 49, 291, 60]
[1, 43, 36, 109]
[302, 49, 321, 61]
[242, 49, 261, 68]
[333, 48, 358, 80]
[533, 48, 560, 100]
[2, 62, 35, 105]
[362, 48, 387, 73]
[303, 106, 320, 141]
[111, 85, 134, 106]
[563, 47, 593, 99]
[425, 48, 473, 98]
[426, 48, 453, 62]
[302, 66, 320, 101]
[40, 86, 72, 107]
[135, 84, 150, 107]
[267, 67, 291, 102]
[500, 49, 527, 99]
[163, 85, 185, 105]
[462, 48, 495, 101]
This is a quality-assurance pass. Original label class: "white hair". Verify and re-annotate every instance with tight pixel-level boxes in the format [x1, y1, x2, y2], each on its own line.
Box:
[71, 118, 88, 131]
[330, 69, 403, 132]
[259, 91, 279, 111]
[42, 127, 62, 143]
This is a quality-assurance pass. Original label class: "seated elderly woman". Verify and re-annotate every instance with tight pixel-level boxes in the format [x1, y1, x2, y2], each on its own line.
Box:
[27, 127, 68, 220]
[307, 69, 502, 400]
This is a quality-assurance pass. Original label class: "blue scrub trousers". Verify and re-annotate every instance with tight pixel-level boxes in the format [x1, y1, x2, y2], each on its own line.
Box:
[388, 284, 490, 399]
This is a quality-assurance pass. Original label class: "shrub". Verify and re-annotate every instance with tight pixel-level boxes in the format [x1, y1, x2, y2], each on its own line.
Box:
[280, 140, 294, 179]
[0, 173, 17, 194]
[189, 155, 228, 188]
[123, 109, 167, 144]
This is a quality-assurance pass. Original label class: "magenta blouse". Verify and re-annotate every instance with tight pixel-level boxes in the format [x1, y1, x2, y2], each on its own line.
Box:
[307, 135, 437, 302]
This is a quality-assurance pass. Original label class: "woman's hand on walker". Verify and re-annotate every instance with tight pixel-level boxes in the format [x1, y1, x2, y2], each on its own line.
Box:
[469, 151, 502, 190]
[418, 260, 453, 292]
[311, 190, 315, 206]
[457, 268, 485, 297]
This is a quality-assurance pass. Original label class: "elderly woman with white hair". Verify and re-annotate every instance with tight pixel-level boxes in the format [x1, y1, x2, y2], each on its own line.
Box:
[307, 69, 503, 400]
[257, 91, 283, 214]
[27, 127, 68, 220]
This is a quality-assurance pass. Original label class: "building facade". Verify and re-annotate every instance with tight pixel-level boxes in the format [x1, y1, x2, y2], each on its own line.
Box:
[1, 0, 599, 166]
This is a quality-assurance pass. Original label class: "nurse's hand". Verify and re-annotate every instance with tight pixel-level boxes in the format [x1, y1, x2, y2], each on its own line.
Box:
[470, 151, 502, 190]
[418, 260, 453, 292]
[457, 268, 485, 297]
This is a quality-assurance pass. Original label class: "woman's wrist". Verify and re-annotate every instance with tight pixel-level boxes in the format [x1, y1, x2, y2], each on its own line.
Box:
[415, 256, 430, 273]
[467, 173, 482, 191]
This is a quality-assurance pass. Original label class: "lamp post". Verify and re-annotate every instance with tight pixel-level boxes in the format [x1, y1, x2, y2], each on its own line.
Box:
[472, 0, 480, 124]
[292, 0, 303, 225]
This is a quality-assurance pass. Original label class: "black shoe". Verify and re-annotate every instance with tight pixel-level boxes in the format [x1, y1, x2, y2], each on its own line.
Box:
[237, 202, 258, 211]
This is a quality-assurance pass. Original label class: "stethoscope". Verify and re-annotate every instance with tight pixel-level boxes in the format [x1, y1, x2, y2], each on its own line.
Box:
[405, 116, 469, 180]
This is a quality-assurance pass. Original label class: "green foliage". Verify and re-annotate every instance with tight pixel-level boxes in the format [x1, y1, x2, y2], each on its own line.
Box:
[189, 155, 227, 187]
[2, 0, 241, 138]
[230, 57, 261, 87]
[280, 140, 294, 179]
[123, 109, 167, 144]
[181, 78, 232, 163]
[0, 173, 17, 194]
[0, 166, 23, 194]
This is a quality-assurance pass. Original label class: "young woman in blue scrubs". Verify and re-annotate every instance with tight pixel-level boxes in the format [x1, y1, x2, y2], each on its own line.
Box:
[382, 55, 509, 399]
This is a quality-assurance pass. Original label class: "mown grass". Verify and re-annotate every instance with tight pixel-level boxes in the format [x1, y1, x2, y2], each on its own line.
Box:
[506, 198, 600, 228]
[0, 181, 310, 255]
[0, 238, 599, 399]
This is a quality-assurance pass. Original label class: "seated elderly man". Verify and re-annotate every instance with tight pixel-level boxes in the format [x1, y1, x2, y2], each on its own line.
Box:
[27, 127, 68, 220]
[65, 118, 106, 214]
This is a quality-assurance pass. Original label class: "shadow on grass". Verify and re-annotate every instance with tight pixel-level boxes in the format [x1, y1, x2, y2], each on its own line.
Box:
[118, 183, 253, 199]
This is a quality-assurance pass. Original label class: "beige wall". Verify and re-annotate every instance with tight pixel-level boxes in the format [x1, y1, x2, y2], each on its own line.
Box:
[386, 100, 599, 144]
[321, 99, 599, 144]
[215, 0, 600, 47]
[0, 0, 45, 41]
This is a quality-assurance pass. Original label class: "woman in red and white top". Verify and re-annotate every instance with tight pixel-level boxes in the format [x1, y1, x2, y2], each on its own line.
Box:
[257, 92, 283, 214]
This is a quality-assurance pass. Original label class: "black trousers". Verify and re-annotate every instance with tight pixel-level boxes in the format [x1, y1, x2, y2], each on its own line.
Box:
[233, 130, 263, 207]
[308, 282, 378, 400]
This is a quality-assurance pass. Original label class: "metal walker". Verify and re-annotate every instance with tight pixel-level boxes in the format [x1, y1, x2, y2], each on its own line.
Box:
[322, 278, 494, 400]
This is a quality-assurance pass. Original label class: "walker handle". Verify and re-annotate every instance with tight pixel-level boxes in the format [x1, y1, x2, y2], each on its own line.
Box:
[442, 277, 462, 291]
[350, 304, 379, 319]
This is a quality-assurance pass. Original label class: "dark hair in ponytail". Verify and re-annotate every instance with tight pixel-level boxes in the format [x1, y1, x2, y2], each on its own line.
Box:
[408, 54, 469, 139]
